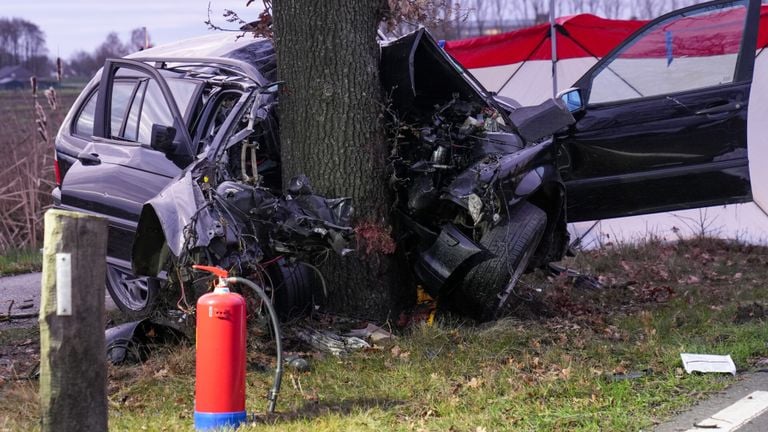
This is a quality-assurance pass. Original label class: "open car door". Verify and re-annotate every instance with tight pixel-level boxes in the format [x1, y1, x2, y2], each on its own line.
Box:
[558, 0, 762, 222]
[748, 3, 768, 216]
[59, 58, 198, 264]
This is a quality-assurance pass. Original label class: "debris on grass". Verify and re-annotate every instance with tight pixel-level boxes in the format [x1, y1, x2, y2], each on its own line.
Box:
[345, 323, 395, 344]
[105, 319, 186, 364]
[681, 353, 737, 376]
[397, 286, 437, 327]
[734, 302, 766, 324]
[285, 355, 311, 373]
[295, 327, 370, 356]
[607, 368, 653, 382]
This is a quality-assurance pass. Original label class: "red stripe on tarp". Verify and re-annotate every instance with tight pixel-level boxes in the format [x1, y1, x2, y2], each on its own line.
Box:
[444, 14, 646, 68]
[445, 7, 768, 69]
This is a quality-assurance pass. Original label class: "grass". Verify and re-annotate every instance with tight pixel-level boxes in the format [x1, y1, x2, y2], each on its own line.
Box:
[1, 237, 767, 431]
[0, 246, 42, 276]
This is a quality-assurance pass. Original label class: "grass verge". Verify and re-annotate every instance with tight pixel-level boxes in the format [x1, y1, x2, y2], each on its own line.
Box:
[1, 237, 767, 431]
[0, 246, 42, 276]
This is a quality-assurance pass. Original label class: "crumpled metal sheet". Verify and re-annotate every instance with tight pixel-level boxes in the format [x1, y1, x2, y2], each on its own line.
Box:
[295, 327, 370, 356]
[133, 157, 354, 276]
[105, 319, 186, 364]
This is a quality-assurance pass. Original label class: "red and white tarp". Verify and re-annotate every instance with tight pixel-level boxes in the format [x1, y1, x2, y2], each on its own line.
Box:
[445, 14, 647, 106]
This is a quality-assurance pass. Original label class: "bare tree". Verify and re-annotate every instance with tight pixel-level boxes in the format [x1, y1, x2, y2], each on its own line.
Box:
[0, 18, 49, 74]
[601, 0, 624, 18]
[129, 27, 152, 52]
[65, 31, 133, 78]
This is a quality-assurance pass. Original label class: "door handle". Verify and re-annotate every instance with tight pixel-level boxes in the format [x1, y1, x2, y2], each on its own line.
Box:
[695, 101, 744, 115]
[76, 151, 101, 165]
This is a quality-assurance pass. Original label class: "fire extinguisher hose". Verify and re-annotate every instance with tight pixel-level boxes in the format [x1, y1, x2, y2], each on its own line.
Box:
[226, 276, 283, 414]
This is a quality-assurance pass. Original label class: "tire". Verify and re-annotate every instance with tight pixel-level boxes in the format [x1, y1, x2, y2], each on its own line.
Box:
[458, 201, 547, 321]
[106, 264, 160, 319]
[268, 259, 316, 319]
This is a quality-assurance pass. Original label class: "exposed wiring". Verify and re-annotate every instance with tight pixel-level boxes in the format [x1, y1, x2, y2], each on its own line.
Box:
[298, 261, 329, 299]
[176, 266, 194, 314]
[259, 254, 284, 267]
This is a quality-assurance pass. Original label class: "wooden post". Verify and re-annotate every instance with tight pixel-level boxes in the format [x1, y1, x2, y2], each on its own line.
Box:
[39, 209, 108, 432]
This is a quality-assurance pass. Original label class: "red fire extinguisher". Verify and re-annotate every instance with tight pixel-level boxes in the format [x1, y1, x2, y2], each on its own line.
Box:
[192, 265, 247, 430]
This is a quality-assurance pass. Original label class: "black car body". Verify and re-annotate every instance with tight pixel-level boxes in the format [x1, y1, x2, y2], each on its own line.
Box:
[557, 0, 761, 222]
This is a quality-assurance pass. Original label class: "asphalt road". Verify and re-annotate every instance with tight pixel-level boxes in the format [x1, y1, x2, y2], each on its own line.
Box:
[655, 372, 768, 431]
[0, 272, 116, 329]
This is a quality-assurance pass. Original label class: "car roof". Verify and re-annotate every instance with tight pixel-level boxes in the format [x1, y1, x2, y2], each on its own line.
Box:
[126, 33, 277, 84]
[126, 33, 267, 59]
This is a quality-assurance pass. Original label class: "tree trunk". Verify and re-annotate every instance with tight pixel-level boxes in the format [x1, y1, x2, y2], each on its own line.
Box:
[273, 0, 410, 320]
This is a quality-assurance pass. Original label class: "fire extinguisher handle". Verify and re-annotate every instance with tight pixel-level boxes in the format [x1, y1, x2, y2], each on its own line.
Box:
[192, 265, 229, 278]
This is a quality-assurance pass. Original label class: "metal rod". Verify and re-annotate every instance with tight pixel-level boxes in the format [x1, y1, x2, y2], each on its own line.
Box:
[549, 0, 558, 98]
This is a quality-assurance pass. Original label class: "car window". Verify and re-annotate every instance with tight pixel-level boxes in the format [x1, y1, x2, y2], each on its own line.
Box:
[74, 91, 98, 138]
[166, 78, 199, 121]
[136, 79, 175, 145]
[589, 1, 748, 104]
[122, 80, 147, 142]
[110, 80, 138, 139]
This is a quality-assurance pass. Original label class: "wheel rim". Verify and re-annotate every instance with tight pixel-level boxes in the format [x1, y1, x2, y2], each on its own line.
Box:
[107, 266, 150, 311]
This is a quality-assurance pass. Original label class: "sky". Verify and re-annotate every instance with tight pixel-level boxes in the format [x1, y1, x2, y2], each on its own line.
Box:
[0, 0, 255, 59]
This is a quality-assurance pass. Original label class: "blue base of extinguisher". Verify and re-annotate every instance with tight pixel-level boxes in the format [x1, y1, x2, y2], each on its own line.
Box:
[194, 410, 247, 430]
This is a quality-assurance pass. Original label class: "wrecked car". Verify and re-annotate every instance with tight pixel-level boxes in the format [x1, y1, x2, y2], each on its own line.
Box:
[380, 30, 574, 319]
[52, 0, 762, 321]
[52, 30, 572, 321]
[53, 37, 353, 318]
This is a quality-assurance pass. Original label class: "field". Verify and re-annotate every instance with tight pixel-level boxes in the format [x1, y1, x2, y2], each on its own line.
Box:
[0, 88, 80, 254]
[1, 237, 767, 431]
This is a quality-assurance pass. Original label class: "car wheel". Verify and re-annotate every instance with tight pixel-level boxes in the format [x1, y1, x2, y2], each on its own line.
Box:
[458, 201, 547, 321]
[106, 264, 159, 319]
[267, 259, 316, 319]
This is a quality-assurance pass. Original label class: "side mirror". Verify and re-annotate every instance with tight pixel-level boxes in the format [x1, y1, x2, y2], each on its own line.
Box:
[150, 124, 177, 153]
[259, 81, 284, 95]
[557, 88, 584, 113]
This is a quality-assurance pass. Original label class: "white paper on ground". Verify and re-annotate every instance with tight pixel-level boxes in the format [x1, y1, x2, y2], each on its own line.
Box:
[680, 353, 737, 375]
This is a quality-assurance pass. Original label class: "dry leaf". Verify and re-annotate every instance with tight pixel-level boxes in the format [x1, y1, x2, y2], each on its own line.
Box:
[467, 377, 482, 388]
[390, 345, 401, 357]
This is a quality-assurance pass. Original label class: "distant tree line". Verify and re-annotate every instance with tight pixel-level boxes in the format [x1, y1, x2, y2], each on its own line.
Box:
[0, 18, 49, 75]
[426, 0, 704, 40]
[66, 28, 151, 78]
[0, 18, 150, 80]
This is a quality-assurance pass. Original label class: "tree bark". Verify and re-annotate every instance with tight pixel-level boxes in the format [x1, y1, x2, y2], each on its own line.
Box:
[273, 0, 410, 320]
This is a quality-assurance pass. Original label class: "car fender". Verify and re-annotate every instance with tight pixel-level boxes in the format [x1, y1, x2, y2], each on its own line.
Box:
[132, 165, 215, 276]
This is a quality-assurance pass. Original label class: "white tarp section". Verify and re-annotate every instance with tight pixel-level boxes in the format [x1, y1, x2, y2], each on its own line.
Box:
[569, 203, 768, 248]
[469, 58, 596, 107]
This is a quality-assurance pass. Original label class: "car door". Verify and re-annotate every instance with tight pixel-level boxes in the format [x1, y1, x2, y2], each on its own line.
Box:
[59, 59, 198, 265]
[559, 0, 762, 222]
